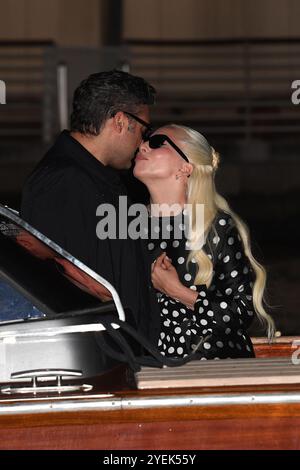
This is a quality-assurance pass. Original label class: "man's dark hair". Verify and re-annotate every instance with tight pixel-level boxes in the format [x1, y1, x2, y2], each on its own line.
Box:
[70, 69, 156, 135]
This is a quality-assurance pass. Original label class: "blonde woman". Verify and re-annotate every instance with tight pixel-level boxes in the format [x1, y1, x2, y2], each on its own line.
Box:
[133, 124, 274, 359]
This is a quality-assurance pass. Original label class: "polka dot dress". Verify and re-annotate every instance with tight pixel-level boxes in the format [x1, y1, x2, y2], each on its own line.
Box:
[147, 210, 255, 360]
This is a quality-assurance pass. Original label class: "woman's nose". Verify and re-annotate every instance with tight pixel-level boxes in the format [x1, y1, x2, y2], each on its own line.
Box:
[139, 140, 149, 153]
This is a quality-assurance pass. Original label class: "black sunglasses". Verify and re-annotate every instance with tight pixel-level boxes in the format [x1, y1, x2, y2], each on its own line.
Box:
[145, 134, 189, 163]
[124, 112, 153, 140]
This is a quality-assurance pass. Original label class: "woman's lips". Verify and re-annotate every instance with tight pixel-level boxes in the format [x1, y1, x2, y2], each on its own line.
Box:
[135, 153, 148, 161]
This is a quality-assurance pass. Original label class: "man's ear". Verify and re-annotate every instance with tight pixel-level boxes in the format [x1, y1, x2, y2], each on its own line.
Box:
[112, 111, 125, 134]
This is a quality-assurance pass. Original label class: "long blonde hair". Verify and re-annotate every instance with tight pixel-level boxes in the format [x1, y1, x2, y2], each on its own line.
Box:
[165, 124, 275, 339]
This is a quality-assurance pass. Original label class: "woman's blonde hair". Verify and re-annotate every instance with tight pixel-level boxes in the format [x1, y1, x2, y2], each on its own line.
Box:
[164, 124, 275, 339]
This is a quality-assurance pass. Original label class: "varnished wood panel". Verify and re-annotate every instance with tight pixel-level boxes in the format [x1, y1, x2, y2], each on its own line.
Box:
[123, 0, 162, 39]
[253, 336, 300, 358]
[1, 341, 300, 449]
[0, 0, 27, 39]
[1, 0, 299, 46]
[1, 415, 300, 449]
[0, 0, 101, 46]
[124, 0, 300, 40]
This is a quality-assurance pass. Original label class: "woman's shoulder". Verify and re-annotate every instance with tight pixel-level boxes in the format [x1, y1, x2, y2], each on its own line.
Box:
[211, 210, 236, 233]
[214, 210, 233, 223]
[205, 210, 240, 254]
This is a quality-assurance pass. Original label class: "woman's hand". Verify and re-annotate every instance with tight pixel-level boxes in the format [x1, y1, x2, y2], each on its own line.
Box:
[151, 252, 182, 296]
[151, 253, 198, 309]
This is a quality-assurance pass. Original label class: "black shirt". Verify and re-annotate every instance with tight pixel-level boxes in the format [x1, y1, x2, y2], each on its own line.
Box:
[21, 131, 159, 342]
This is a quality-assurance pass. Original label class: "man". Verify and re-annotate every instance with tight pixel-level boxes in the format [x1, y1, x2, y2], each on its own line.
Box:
[21, 70, 158, 342]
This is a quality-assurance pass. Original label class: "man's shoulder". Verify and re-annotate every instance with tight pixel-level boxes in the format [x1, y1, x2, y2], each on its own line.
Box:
[24, 151, 92, 194]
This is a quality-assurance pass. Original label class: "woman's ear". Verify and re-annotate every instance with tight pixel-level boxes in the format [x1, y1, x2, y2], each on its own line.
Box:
[182, 162, 194, 178]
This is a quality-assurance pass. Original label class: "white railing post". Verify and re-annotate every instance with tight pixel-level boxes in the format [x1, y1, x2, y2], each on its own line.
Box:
[57, 62, 69, 131]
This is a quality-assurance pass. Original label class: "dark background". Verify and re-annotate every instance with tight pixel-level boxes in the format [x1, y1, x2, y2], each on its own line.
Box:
[0, 0, 299, 335]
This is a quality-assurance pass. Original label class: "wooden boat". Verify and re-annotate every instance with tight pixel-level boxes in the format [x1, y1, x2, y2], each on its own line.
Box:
[0, 338, 300, 450]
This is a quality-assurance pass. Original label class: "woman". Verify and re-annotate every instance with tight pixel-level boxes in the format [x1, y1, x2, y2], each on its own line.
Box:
[134, 124, 274, 360]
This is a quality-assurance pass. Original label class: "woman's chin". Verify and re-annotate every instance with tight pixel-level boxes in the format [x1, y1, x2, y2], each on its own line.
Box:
[134, 163, 168, 182]
[133, 165, 146, 181]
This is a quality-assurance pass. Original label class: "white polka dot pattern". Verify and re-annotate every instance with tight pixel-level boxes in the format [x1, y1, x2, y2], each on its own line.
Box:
[147, 211, 255, 359]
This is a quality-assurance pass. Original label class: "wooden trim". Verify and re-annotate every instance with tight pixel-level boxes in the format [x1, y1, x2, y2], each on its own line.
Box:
[1, 405, 300, 449]
[252, 336, 300, 358]
[252, 336, 300, 344]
